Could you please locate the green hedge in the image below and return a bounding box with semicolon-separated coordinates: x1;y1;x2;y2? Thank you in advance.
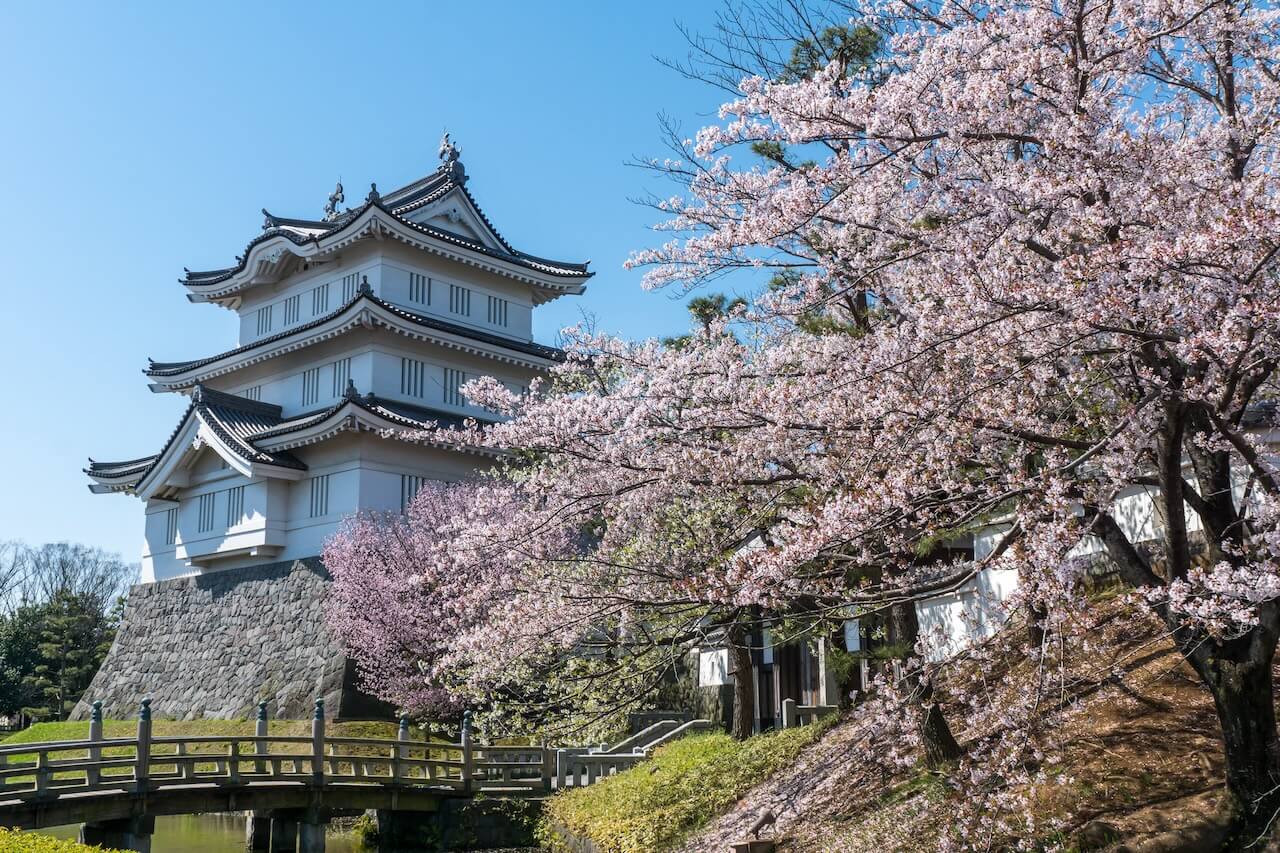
539;720;833;853
0;828;124;853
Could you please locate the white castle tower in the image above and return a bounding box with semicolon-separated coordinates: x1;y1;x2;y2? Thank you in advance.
78;139;589;719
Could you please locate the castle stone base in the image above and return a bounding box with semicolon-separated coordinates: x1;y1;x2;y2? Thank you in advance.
71;558;390;721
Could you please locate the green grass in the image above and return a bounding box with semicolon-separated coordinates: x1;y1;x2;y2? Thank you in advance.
539;719;835;853
0;719;421;785
0;828;123;853
1;718;404;746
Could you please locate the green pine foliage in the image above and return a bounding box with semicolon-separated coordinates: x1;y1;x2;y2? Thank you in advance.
21;592;117;722
0;606;43;717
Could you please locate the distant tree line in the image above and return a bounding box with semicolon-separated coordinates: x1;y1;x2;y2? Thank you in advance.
0;542;134;725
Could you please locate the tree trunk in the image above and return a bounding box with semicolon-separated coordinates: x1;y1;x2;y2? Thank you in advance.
916;675;964;770
1184;632;1280;844
887;602;963;769
1027;600;1048;650
726;621;756;741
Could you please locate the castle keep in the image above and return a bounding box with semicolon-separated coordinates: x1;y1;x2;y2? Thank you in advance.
80;139;589;718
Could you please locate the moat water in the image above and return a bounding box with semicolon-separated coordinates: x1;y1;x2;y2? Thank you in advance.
36;814;542;851
40;814;363;852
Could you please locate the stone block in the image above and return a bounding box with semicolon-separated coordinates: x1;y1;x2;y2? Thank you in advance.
69;558;392;722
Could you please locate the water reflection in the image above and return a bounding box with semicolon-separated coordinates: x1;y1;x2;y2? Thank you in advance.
38;813;361;852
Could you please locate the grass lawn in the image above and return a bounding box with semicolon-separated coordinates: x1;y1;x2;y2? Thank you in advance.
0;719;429;786
1;718;405;746
539;720;835;853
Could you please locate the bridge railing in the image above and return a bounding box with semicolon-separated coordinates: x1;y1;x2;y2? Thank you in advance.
0;701;546;800
0;736;484;797
0;702;719;804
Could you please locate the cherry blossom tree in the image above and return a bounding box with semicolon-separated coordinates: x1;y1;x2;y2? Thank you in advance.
626;0;1280;837
326;0;1280;840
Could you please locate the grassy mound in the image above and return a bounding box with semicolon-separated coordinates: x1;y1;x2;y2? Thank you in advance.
0;719;412;785
1;718;402;746
539;721;833;853
0;828;123;853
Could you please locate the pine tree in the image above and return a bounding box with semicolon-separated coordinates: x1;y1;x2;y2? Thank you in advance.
21;591;115;721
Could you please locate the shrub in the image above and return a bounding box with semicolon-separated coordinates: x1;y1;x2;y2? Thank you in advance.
0;828;124;853
540;720;833;853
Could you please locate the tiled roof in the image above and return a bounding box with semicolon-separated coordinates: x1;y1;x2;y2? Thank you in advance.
145;289;563;380
85;456;158;481
182;166;590;290
193;387;304;469
250;393;484;442
1242;400;1277;428
86;386;493;494
84;387;304;494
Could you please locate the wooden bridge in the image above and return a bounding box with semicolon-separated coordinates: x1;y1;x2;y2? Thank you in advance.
0;699;714;852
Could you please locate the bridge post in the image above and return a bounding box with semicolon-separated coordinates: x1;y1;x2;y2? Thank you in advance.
87;700;103;787
268;814;298;853
135;698;152;792
80;815;155;853
311;698;325;783
254;700;267;775
395;715;409;784
35;750;50;795
298;820;326;853
461;709;474;793
244;813;270;852
542;741;554;792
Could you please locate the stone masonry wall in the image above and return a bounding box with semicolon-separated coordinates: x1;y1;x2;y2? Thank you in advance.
70;558;390;721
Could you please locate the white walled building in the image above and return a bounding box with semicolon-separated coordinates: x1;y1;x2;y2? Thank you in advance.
87;140;590;584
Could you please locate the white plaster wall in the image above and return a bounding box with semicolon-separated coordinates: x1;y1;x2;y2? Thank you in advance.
378;256;534;342
233;243;538;346
945;454;1273;660
236;248;384;345
699;649;730;686
915;567;1020;661
142;434;494;581
203;333;540;419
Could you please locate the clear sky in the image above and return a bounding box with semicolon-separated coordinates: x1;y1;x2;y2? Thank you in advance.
0;1;738;563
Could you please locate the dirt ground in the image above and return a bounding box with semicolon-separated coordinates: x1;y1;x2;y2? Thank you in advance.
679;601;1257;852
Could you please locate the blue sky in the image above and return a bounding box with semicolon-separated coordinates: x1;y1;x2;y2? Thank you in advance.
0;1;738;562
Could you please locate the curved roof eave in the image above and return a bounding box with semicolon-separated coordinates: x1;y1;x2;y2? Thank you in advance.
252;395;503;459
182;202;591;304
146;292;563;390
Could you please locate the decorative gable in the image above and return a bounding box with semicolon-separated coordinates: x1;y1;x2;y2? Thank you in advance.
400;186;506;252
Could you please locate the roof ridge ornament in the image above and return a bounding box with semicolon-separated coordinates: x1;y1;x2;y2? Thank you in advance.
366;182;381;204
323;181;345;222
343;378;359;401
262;208;275;231
358;275;373;296
438;132;467;185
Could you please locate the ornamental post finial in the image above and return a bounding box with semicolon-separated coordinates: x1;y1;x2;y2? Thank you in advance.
323;181;345;222
438;131;467;184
